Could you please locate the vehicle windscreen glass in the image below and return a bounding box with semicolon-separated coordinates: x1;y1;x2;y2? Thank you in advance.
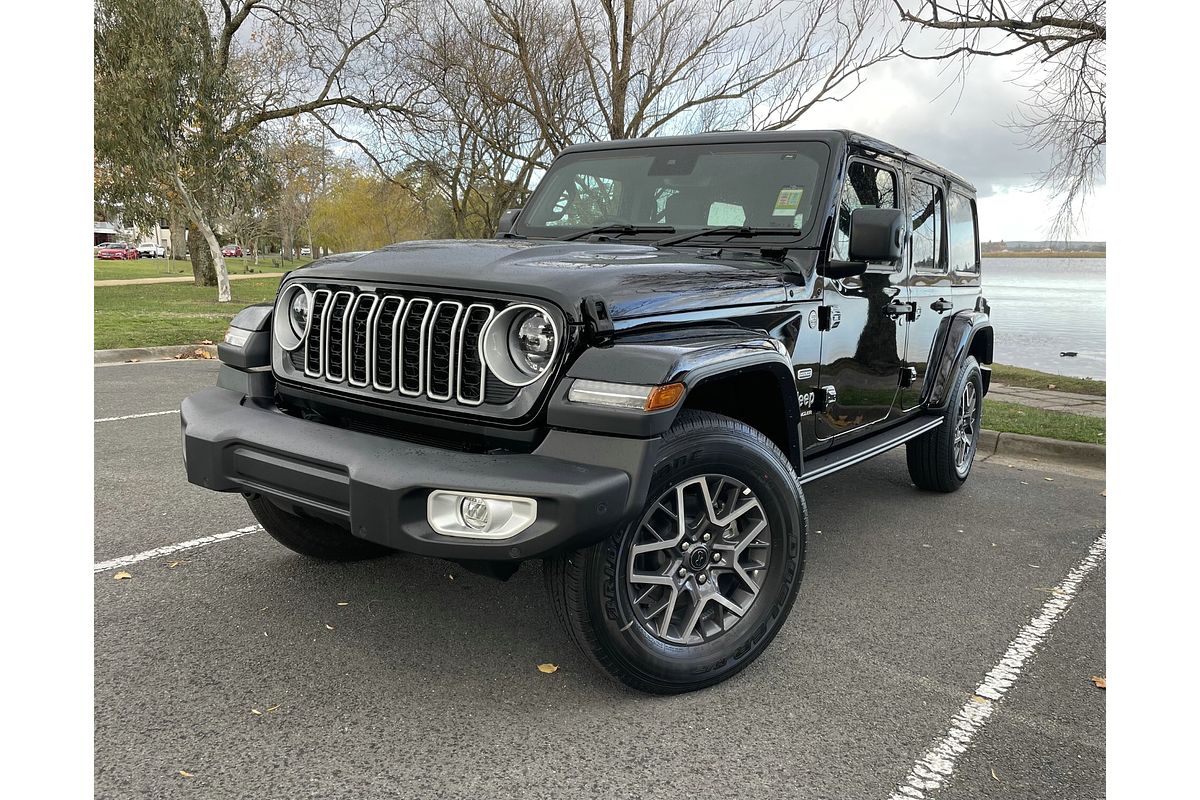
516;142;830;242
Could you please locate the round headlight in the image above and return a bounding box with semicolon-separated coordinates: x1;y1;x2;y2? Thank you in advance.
273;283;312;351
289;291;310;337
482;304;560;387
509;309;555;377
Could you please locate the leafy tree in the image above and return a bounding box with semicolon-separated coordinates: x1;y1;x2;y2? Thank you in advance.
95;0;419;300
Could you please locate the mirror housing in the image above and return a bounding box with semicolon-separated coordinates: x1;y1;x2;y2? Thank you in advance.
495;208;522;238
848;206;904;264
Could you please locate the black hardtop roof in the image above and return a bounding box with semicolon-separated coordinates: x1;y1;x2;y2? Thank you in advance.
558;129;976;194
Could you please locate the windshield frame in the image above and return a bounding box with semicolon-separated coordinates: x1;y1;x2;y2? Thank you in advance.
513;138;836;248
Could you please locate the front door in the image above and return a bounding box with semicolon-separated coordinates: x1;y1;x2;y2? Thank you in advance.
899;169;954;411
814;157;907;441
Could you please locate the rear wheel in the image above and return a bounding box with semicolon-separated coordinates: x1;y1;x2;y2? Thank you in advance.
906;356;984;492
245;494;395;561
544;410;807;694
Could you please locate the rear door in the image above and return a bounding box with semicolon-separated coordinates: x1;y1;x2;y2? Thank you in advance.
898;169;953;411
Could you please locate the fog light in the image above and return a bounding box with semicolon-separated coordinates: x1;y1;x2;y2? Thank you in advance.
459;496;491;530
427;491;537;539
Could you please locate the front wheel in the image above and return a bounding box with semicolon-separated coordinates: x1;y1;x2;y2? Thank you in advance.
544;410;807;694
906;356;984;492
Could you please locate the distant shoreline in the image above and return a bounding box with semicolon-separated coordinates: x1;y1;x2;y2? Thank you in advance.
983;251;1105;259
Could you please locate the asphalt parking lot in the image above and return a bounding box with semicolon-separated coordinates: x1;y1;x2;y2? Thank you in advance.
94;360;1105;800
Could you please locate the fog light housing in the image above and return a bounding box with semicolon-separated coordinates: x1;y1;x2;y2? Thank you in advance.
427;491;537;539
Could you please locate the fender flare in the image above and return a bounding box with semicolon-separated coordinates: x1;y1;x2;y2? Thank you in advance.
923;311;993;411
547;329;803;459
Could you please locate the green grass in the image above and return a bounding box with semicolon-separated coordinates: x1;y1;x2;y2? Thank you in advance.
983;399;1105;444
989;364;1105;396
94;277;283;349
94;256;310;281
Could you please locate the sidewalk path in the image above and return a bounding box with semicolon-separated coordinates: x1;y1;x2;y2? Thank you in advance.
95;272;284;287
988;382;1106;418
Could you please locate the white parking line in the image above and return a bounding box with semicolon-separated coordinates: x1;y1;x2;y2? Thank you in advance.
886;532;1107;800
94;525;263;573
94;410;180;423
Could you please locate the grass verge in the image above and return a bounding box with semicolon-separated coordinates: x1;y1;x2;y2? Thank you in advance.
989;364;1105;396
94;257;309;281
983;399;1105;445
94;277;282;349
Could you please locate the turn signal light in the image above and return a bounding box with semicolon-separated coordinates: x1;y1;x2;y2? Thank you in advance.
645;382;685;411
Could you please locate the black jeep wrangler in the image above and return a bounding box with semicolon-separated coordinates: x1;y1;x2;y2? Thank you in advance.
182;130;992;694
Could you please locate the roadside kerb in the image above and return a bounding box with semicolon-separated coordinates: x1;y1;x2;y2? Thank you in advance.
95;345;218;365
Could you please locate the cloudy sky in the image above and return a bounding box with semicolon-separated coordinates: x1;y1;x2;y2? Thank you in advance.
799;36;1107;242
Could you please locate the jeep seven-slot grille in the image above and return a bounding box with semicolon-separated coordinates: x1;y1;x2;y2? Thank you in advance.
287;286;518;407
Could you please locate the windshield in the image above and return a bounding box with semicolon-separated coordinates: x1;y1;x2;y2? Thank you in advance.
105;242;127;249
515;141;830;243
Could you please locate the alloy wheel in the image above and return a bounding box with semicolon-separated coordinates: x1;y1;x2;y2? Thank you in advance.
624;474;773;646
954;380;979;475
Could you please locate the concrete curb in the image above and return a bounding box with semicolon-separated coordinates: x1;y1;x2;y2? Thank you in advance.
979;428;1105;468
94;345;218;365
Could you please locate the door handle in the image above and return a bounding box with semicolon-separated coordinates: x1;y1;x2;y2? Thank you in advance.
884;301;917;320
931;298;953;313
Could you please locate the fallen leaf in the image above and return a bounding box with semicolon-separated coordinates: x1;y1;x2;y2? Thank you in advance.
199;339;214;345
970;694;991;704
1090;676;1106;690
179;770;194;778
337;601;349;606
537;663;559;674
250;709;262;716
325;624;334;630
113;571;132;581
167;560;188;569
1043;477;1055;482
991;767;1001;782
125;357;141;363
260;606;269;612
1020;481;1029;485
266;705;280;712
448;574;455;581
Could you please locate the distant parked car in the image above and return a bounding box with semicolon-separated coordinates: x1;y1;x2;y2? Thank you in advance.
137;242;165;258
300;246;312;257
97;242;139;260
222;244;244;258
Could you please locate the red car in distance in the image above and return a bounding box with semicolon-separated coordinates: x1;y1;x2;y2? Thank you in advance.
97;242;139;260
221;244;244;258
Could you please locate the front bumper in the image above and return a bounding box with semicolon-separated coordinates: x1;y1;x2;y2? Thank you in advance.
181;386;659;561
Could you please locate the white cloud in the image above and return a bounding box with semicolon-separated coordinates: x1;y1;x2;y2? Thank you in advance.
796;35;1104;241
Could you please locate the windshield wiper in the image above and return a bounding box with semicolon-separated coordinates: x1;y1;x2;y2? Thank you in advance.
655;225;802;247
557;223;675;242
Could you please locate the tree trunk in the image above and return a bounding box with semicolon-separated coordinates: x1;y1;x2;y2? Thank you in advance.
193;213;232;302
188;222;217;287
170;208;186;261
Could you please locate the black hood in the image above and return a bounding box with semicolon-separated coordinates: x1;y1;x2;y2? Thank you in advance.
294;239;798;323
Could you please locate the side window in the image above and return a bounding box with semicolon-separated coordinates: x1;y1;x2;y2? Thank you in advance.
832;161;897;261
948;191;979;272
909;178;945;271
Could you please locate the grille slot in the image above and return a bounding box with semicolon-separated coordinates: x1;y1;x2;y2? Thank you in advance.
283;285;522;408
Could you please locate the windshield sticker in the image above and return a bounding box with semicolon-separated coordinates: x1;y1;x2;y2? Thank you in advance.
773;187;804;217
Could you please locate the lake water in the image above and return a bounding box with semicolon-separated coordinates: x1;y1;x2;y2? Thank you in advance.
982;257;1106;379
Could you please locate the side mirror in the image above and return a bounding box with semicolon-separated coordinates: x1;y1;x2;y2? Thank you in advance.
848;206;904;264
495;208;522;238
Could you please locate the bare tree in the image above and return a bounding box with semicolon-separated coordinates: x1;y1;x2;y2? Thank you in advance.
894;1;1106;234
478;0;898;150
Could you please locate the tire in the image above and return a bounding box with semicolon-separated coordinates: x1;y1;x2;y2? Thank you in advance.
245;494;395;561
906;356;984;493
544;410;808;694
